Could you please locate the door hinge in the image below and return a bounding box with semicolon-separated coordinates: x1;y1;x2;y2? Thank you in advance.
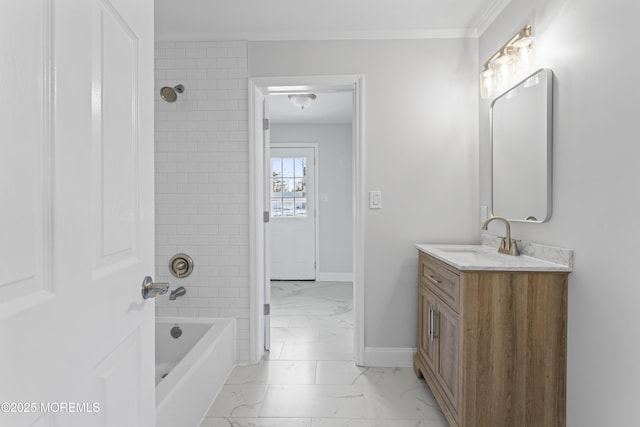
263;211;270;223
264;304;270;315
263;118;270;131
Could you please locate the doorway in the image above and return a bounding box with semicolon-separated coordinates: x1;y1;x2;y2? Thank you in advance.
248;75;365;365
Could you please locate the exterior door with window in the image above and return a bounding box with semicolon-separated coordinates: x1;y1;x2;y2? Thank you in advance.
270;145;316;280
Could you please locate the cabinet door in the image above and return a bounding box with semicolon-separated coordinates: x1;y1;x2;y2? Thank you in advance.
419;283;438;371
435;299;460;414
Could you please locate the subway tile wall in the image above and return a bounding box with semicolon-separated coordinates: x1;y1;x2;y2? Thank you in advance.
154;40;250;362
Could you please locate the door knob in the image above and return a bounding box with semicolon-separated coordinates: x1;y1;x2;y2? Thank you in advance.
141;276;170;299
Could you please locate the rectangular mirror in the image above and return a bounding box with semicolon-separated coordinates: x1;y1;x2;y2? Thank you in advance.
490;68;553;223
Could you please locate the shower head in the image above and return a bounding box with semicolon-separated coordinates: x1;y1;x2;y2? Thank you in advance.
160;84;184;103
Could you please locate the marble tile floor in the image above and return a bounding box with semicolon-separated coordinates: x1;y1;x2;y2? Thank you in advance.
200;281;448;427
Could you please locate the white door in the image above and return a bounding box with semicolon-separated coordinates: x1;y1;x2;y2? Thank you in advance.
269;145;317;280
0;0;155;426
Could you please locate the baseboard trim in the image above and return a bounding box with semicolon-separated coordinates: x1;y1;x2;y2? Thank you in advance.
316;272;353;282
362;347;416;367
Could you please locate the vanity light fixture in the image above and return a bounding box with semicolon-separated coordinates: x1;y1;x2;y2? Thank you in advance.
480;25;537;99
288;93;317;110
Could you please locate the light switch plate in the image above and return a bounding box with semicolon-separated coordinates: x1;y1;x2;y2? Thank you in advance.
369;191;382;209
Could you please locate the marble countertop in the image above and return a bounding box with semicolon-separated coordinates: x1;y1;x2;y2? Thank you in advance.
416;244;572;272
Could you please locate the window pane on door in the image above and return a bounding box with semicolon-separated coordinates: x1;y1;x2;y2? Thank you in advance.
282;178;294;195
271;199;282;217
295;157;306;177
270;156;308;218
271;158;282;178
295;200;306;215
282;158;294;177
283;199;294;216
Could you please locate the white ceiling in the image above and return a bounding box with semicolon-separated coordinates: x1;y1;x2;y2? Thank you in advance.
269;92;353;125
155;0;511;40
155;0;512;123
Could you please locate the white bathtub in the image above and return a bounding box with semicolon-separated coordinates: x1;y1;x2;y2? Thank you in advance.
155;317;236;427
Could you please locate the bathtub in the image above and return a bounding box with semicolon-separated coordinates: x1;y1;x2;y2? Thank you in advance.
155;317;236;427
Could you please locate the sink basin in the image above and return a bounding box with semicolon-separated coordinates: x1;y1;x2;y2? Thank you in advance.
431;246;502;264
437;247;484;254
433;246;499;257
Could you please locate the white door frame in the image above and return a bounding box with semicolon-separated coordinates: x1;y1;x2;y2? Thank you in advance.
248;75;365;365
270;142;320;281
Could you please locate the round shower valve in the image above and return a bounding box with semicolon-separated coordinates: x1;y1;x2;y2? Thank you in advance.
169;253;194;278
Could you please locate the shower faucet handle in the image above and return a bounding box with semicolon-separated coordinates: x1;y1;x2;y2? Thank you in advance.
141;276;170;299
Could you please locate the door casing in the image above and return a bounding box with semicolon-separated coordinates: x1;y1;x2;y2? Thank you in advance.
248;75;365;365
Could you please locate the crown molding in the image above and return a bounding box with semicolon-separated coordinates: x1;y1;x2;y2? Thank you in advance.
155;28;479;43
474;0;513;36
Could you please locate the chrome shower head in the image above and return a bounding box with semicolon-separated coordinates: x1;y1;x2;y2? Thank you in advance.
160;84;184;103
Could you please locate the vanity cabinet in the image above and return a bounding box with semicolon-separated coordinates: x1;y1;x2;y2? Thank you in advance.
414;251;569;427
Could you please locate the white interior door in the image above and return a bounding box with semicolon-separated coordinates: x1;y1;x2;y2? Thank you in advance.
0;0;155;426
269;145;317;281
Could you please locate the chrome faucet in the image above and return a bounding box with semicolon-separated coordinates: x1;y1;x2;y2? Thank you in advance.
141;276;170;300
482;216;520;256
169;286;187;301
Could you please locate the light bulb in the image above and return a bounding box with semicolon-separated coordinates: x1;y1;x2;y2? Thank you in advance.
479;68;495;99
492;54;515;89
513;37;536;68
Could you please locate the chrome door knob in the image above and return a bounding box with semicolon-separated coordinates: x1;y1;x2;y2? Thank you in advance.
141;276;170;299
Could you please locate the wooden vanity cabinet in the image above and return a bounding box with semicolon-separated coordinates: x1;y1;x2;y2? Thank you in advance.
414;251;568;427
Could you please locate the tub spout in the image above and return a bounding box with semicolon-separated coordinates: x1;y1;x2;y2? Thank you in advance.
169;286;187;301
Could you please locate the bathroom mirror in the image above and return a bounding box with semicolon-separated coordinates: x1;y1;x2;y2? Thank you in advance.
490;68;553;223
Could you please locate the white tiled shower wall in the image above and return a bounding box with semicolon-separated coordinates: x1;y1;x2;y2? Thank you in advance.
154;40;250;361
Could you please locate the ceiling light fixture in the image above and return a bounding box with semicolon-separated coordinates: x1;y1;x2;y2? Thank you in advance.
288;93;317;110
480;25;537;99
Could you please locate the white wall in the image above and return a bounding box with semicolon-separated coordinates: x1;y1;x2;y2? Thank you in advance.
270;123;354;280
154;40;251;361
480;1;640;425
250;39;479;351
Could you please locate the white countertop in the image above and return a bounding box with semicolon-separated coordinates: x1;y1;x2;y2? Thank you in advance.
416;244;572;272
